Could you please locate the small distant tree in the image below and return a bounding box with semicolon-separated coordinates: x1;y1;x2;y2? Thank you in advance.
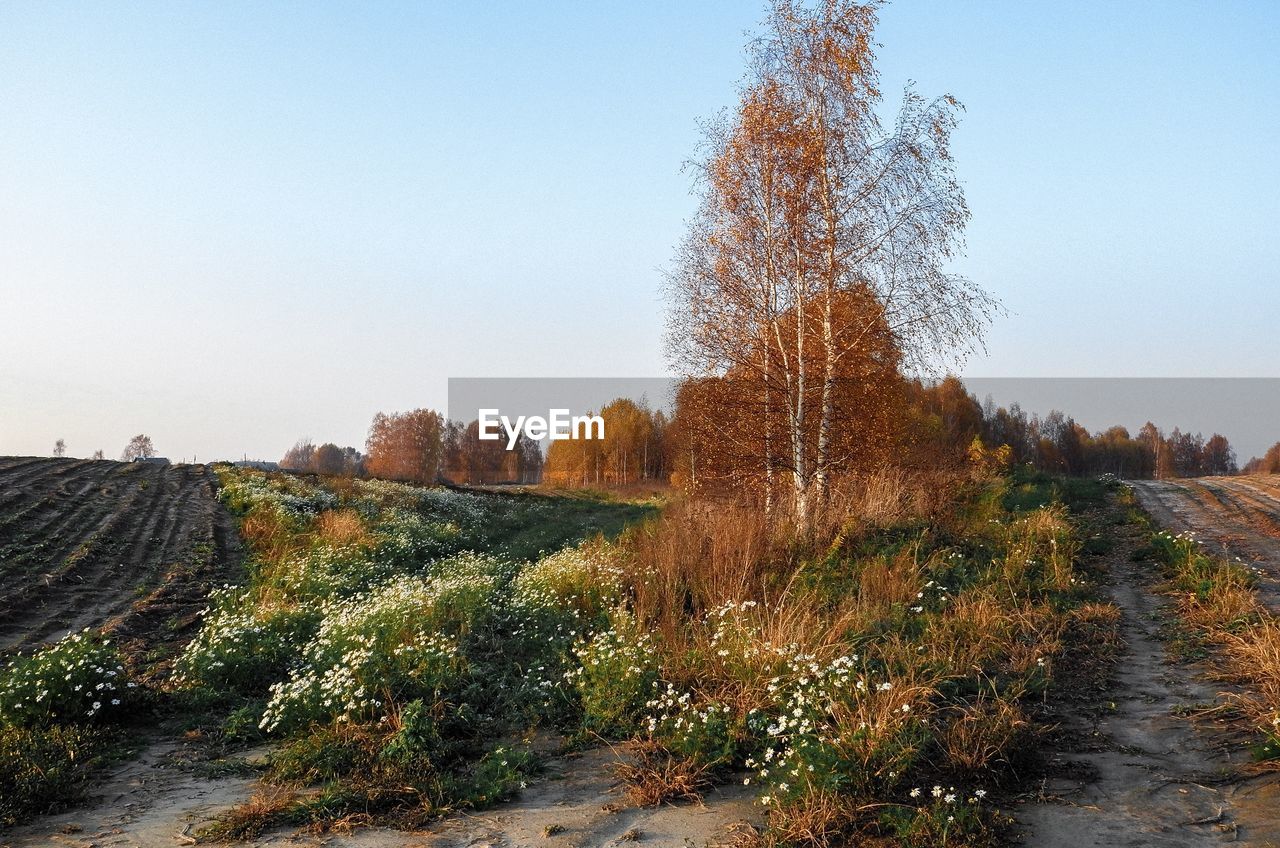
515;433;544;484
280;439;316;472
121;434;156;461
53;439;66;458
1202;434;1237;477
1168;428;1205;478
312;443;346;476
91;449;105;460
340;446;364;477
365;409;445;485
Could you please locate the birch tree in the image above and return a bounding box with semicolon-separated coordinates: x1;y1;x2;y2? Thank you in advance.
667;0;996;524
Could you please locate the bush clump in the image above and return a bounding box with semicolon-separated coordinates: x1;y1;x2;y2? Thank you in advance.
0;630;136;726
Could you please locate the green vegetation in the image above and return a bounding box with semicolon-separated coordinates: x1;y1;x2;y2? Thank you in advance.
0;631;141;826
0;464;1124;845
153;466;1113;845
1002;466;1110;514
170;468;651;835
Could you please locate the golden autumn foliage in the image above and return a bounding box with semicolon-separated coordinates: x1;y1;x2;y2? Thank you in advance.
665;0;995;522
364;409;444;485
542;398;667;488
667;287;904;502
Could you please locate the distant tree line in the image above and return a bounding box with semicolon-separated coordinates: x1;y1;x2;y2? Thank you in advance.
279;409;544;486
280;439;366;477
542;398;670;488
900;377;1240;480
276;381;1276;490
1243;443;1280;475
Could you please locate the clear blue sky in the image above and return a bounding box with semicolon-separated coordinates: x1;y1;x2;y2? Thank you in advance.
2;1;1277;461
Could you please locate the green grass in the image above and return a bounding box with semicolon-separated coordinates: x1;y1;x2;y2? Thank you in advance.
1002;467;1110;513
464;489;656;561
0;724;123;827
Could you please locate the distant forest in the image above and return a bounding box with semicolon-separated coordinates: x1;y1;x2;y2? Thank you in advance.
275;377;1278;488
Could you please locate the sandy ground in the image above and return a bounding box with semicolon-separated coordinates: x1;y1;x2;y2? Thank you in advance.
0;735;261;848
1129;477;1280;588
0;742;759;848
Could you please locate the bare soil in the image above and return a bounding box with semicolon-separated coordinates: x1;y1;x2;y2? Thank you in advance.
1019;487;1280;846
418;745;758;848
0;736;263;848
0;457;243;663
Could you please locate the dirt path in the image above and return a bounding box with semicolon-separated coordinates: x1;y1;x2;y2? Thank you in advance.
1020;497;1280;846
0;457;243;655
1130;477;1280;590
418;745;758;848
1;741;758;848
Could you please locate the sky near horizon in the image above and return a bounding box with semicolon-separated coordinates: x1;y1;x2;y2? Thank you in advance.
2;1;1278;462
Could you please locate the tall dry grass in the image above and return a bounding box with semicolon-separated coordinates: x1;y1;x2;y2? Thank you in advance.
623;468;968;640
313;508;373;549
579;462;1123;848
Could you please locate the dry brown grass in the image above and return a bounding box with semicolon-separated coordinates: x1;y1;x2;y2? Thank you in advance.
201;784;299;841
922;592;1013;675
1156;537;1280;745
623;498;777;636
238;506;303;563
614;741;715;806
313;508;372;549
937;694;1032;773
763;792;861;848
1177;566;1261;634
827;467;965;529
623;468;965;643
1219;618;1280;730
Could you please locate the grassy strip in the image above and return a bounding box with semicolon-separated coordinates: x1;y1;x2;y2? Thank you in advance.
598;468;1121;847
178;469;651;838
155;466;1121;846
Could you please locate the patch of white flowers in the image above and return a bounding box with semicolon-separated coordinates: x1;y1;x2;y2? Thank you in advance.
0;629;134;724
258;575;471;733
744;649;923;804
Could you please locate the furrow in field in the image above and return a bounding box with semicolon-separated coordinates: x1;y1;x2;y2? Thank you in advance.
0;459;241;653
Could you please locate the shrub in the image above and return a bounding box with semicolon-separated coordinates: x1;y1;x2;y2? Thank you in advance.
512;544;623;622
882;786;1002;848
0;723;112;826
0;631;135;726
568;617;659;738
174;593;318;694
644;687;736;767
1000;506;1079;594
749;655;934;806
456;743;538;808
615;740;715;806
259;582;464;733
